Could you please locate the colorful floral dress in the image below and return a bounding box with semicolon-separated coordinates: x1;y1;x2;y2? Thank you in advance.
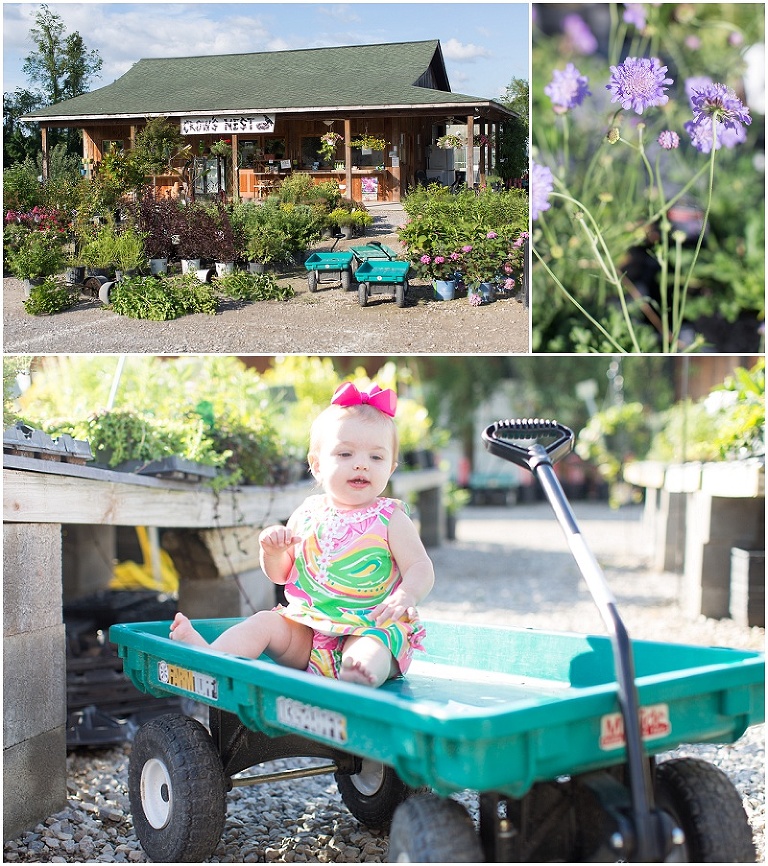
276;495;426;679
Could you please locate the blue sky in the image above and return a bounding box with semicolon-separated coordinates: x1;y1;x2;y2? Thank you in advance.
3;3;529;102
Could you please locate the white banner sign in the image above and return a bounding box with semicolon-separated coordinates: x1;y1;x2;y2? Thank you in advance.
181;114;276;135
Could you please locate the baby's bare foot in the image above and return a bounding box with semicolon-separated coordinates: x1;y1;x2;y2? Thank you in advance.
339;656;377;686
169;612;208;648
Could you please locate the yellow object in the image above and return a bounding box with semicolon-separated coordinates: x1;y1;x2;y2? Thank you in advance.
110;526;180;593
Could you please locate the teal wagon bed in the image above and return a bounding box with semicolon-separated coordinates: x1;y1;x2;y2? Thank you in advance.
109;420;765;863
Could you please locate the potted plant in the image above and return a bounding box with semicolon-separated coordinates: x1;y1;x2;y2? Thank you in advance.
113;227;147;279
129;188;176;274
350;134;387;154
461;231;509;303
348;209;373;236
23;277;78;316
318;131;342;163
436;133;465;150
407;247;465;301
7;231;66;295
327;207;356;238
173;203;215;273
443;482;471;540
245;225;291;271
204;203;242;276
79;224;119;278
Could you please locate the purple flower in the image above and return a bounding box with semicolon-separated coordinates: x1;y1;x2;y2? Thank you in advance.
606;56;673;114
657;130;680;149
461;245;473;253
486;231;498;239
685;76;713;104
563;13;598;55
623;4;646;31
449;252;461;261
544;63;591;114
685;83;751;153
531;161;554;221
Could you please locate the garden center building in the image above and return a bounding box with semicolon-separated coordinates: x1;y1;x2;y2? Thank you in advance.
23;39;516;203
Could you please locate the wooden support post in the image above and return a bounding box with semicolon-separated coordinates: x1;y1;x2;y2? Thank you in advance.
343;118;352;200
231;132;240;201
466;114;475;187
40;127;49;182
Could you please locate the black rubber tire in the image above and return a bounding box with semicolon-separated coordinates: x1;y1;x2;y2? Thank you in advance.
358;282;369;307
655;756;755;862
336;760;422;830
341;269;353;291
395;281;406;307
307;270;318;292
128;713;227;863
387;793;484;862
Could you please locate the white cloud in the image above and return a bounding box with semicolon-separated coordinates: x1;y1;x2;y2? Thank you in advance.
441;38;491;63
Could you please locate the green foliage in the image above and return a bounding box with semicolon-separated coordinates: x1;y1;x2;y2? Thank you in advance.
15;356;288;487
532;3;765;352
576;402;651;483
649;358;765;462
3;159;42;212
215;270;295;302
108;274;218;320
131;117;190;178
22;277;77;315
232;199;322;264
6;230;65;280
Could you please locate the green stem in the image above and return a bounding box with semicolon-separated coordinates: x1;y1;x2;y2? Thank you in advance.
533;245;628;353
671;140;718;347
549;191;642;353
654;155;671;353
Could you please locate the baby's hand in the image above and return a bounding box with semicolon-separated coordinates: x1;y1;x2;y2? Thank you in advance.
371;588;418;626
259;525;301;556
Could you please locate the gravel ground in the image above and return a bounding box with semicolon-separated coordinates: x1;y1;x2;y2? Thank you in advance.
2;205;529;354
4;502;763;863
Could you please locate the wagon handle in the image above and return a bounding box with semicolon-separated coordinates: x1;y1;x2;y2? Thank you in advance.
368;240;395;260
482;419;668;862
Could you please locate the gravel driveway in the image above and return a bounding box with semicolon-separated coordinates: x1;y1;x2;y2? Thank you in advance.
2;205;529;354
4;502;763;863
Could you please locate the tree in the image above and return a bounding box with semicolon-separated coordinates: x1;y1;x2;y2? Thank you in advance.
19;4;102;155
3;89;43;167
497;77;529;184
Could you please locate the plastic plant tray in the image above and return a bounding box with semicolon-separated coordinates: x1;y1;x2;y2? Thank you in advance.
110;618;764;799
354;260;410;284
304;251;354;271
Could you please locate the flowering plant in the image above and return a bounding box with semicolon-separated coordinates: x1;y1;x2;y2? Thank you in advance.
209;139;232;158
531;3;763;354
436;133;465;150
318;131;342;161
413;250;464;282
350;134;387;151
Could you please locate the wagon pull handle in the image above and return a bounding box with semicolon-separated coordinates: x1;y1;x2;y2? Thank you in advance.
481;418;573;471
483;418;672;862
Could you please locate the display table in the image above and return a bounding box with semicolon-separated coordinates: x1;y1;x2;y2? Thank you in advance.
624;459;765;620
3;455;445;839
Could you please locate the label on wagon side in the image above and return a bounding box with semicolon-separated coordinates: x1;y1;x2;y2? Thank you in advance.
158;661;218;701
276;696;348;744
599;703;671;750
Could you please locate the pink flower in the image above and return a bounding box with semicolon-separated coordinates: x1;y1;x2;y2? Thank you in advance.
504;278;516;290
486;231;498;239
419;255;431;264
462;245;473;253
449;252;461;260
434;255;445;264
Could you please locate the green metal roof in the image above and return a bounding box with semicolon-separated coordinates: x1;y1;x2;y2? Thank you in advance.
24;39;510;122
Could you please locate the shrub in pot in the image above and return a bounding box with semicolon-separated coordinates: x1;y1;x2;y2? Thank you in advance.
7;230;65;284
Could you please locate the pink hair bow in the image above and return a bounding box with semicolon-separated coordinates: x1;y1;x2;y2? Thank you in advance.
331;382;397;417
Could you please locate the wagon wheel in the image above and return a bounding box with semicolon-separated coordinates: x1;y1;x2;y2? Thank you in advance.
128;713;227;863
358;282;369;307
341;269;353;291
395;280;407;308
307;270;319;293
654;757;755;862
387;793;484;862
335;759;424;831
81;276;104;299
